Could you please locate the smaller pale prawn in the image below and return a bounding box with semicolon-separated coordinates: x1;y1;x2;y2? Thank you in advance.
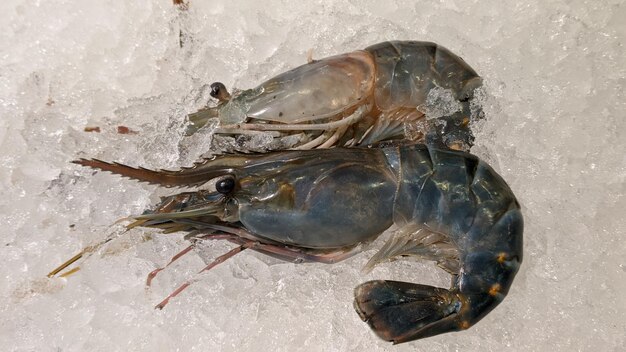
186;41;482;152
50;144;522;343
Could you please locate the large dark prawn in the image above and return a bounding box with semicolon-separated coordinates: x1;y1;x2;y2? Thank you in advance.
50;144;522;343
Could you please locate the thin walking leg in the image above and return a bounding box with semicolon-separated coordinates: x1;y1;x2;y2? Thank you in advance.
155;245;248;309
146;233;242;286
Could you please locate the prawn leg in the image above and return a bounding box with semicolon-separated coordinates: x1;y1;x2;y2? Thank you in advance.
243;240;366;264
146;245;194;287
153;230;368;308
155;244;248;309
147;233;239;286
362;223;460;274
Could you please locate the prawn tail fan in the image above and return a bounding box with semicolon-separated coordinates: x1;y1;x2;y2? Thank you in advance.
354;280;463;344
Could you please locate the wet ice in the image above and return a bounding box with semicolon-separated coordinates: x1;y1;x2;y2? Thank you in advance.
1;0;624;351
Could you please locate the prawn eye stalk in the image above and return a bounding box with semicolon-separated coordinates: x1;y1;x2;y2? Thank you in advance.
215;176;235;194
53;143;522;344
209;82;230;102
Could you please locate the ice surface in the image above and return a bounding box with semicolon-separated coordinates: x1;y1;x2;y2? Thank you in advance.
1;0;625;351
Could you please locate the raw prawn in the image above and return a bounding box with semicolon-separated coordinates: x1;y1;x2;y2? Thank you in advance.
50;144;522;343
186;41;482;152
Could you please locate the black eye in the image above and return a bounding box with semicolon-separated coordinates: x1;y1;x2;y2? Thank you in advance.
215;176;236;195
210;82;226;98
